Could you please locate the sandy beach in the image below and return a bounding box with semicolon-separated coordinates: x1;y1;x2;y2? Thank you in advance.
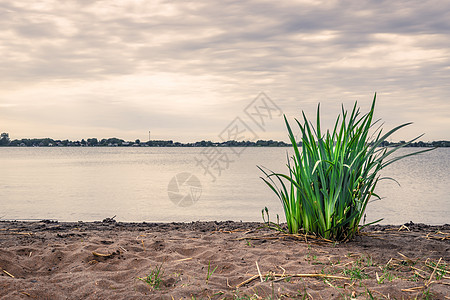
0;220;449;299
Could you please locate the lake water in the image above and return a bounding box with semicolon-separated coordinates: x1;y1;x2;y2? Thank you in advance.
0;147;449;225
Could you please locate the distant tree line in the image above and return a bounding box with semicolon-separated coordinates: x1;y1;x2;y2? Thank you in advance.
0;133;291;147
1;132;449;147
379;140;450;147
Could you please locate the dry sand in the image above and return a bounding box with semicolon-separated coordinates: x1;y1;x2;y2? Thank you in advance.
1;220;449;299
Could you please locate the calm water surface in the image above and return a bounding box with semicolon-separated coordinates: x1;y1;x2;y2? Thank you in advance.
0;147;448;224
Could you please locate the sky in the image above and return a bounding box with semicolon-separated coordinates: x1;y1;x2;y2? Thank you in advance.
1;0;449;143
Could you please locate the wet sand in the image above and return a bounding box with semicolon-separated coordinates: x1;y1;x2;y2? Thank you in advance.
1;220;449;299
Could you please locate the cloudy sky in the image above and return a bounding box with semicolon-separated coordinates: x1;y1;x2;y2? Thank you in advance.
1;0;449;142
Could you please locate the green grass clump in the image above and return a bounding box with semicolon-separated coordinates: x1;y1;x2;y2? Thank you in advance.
138;263;164;289
259;94;432;241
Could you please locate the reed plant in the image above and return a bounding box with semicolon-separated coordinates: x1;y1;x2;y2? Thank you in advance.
259;94;432;241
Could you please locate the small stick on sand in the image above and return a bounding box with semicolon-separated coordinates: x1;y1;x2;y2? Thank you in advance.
398;224;410;231
2;269;15;278
424;231;450;240
234;234;280;241
226;278;232;288
397;252;413;262
278;266;286;277
236;275;259;288
427;257;442;286
173;257;192;262
413;270;427;279
236;273;350;288
92;251;113;257
411;266;427;274
402;285;426;292
282;233;333;243
386;257;393;267
425;259;449;275
285;273;350;280
0;232;33;236
255;261;263;282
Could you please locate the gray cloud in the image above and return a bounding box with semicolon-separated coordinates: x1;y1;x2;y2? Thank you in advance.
1;0;449;141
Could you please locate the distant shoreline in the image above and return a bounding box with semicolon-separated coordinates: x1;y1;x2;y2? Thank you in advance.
0;137;449;148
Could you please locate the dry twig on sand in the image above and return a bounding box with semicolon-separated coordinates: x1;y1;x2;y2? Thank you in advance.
0;231;33;236
424;231;450;241
236;273;350;288
1;269;15;278
92;251;113;257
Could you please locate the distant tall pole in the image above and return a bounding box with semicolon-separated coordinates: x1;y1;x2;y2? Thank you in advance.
148;130;151;141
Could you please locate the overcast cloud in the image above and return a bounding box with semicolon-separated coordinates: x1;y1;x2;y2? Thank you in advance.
1;0;449;142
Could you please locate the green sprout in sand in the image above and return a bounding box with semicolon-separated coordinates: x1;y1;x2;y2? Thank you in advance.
138;262;164;290
206;261;218;283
